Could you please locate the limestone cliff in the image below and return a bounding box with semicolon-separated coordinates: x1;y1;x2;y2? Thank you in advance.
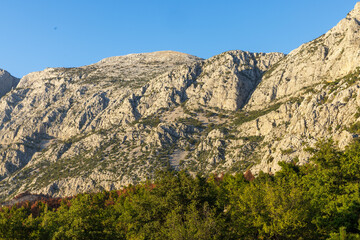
0;69;19;98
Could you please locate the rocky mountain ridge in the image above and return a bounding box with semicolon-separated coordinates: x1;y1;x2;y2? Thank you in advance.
0;3;360;200
247;3;360;109
0;69;19;98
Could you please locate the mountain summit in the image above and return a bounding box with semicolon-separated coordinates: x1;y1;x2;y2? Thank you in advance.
0;4;360;200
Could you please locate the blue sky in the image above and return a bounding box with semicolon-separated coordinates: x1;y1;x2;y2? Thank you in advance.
0;0;357;78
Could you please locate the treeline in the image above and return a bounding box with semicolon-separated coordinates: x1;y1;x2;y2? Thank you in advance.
1;139;360;239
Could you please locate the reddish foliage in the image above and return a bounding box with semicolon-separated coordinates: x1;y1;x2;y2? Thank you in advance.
105;199;115;206
0;193;70;215
116;186;137;197
146;183;156;190
214;173;225;183
46;197;64;210
30;201;43;218
60;197;73;208
244;170;255;181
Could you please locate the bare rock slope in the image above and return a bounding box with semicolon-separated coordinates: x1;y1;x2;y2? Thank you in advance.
0;69;19;98
1;3;360;200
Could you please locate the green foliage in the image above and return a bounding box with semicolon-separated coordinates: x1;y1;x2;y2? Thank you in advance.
263;61;282;79
132;115;161;127
348;122;360;134
324;67;360;94
328;227;360;240
233;103;281;126
355;107;360;119
342;67;360;85
177;117;204;128
281;148;294;155
3;139;360;239
324;78;341;93
240;135;264;143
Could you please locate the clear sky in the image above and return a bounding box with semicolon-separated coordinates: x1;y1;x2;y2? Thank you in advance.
0;0;358;78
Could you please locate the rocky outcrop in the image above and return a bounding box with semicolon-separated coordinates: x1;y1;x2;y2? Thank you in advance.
0;69;19;98
186;51;284;111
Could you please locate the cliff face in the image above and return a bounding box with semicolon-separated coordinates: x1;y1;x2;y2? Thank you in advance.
1;4;360;200
0;69;19;98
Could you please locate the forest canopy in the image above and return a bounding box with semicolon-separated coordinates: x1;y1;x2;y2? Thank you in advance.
1;139;360;239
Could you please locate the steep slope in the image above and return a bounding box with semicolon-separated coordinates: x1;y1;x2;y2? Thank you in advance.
0;69;19;98
247;2;360;109
185;51;284;111
238;2;360;173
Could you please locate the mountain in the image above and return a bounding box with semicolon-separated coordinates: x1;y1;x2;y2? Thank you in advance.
1;3;360;200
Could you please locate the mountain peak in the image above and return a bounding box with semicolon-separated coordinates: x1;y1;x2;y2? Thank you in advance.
247;2;360;110
351;2;360;17
0;69;19;98
97;50;203;66
327;2;360;36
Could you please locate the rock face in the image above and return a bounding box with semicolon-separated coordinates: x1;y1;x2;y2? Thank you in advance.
1;4;360;200
186;51;284;111
0;69;19;98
